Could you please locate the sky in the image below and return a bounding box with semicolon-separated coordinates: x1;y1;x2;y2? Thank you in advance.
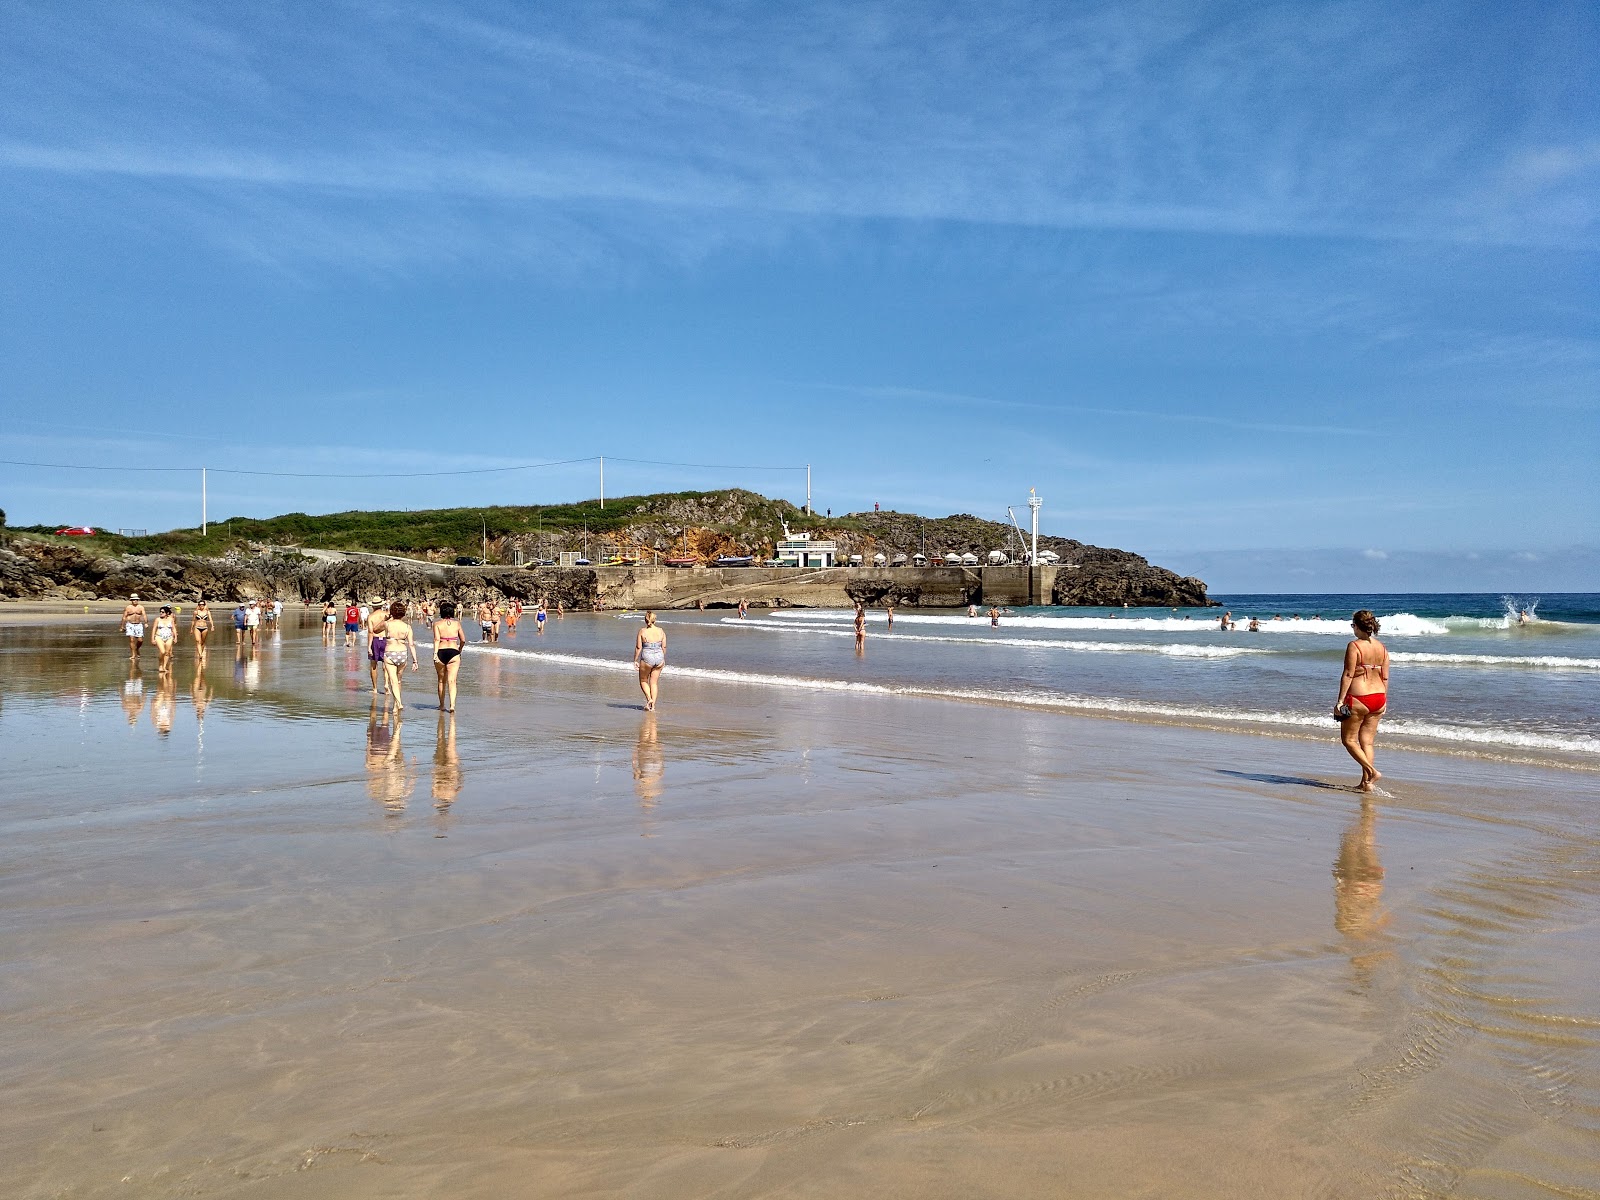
1;0;1595;592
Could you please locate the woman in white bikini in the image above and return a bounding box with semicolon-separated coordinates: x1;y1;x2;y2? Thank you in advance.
1335;609;1390;793
380;601;420;711
633;610;666;712
152;605;179;674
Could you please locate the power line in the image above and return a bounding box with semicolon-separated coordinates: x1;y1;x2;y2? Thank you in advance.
1;454;805;479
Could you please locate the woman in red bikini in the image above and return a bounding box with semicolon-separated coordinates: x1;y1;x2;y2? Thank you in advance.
1335;609;1389;792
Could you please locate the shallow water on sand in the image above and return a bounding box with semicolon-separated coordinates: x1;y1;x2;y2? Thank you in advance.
2;617;1598;1198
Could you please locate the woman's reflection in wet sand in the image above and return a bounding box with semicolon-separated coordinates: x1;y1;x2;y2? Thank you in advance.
366;703;413;814
120;663;146;726
149;670;176;738
1332;799;1393;988
191;659;212;724
432;712;463;816
632;712;664;834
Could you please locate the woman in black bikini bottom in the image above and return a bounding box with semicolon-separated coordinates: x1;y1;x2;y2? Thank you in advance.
432;601;466;712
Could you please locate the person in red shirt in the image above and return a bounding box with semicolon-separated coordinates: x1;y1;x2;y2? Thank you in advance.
343;601;361;647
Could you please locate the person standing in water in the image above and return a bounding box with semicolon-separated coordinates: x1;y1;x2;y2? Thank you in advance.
432;600;466;712
854;602;867;647
321;599;338;643
633;610;666;712
189;598;213;654
380;601;419;710
535;600;547;635
366;597;390;695
152;605;179;674
738;598;748;620
121;594;147;660
989;606;1001;627
885;603;894;631
1335;609;1390;793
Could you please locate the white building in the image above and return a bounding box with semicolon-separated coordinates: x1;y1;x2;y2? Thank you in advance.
775;522;838;568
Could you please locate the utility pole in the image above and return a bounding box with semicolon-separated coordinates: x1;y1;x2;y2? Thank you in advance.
481;513;488;565
201;467;207;536
599;456;604;510
805;463;811;515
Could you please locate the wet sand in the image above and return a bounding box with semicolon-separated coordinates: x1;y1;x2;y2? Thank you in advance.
2;620;1598;1198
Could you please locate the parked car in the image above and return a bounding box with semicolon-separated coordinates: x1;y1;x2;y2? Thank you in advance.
55;526;96;536
454;555;484;566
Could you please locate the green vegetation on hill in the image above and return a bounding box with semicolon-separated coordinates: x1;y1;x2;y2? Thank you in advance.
11;491;811;560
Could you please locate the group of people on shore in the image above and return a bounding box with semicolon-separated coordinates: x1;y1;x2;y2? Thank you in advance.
117;595;1390;792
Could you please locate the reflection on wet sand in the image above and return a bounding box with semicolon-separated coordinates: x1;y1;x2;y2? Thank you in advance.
633;712;664;830
1332;799;1392;987
149;672;176;738
432;712;462;811
366;705;413;812
120;664;145;725
191;661;212;724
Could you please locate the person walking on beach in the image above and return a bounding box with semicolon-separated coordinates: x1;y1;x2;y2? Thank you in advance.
366;598;390;695
190;598;213;654
535;600;547;635
343;600;360;647
1335;610;1390;793
321;600;337;643
634;610;666;712
121;594;147;660
152;605;178;674
380;601;419;711
432;600;466;712
244;599;261;648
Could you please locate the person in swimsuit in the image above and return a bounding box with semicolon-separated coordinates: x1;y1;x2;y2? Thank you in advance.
1335;609;1390;793
152;605;178;674
380;601;419;710
366;598;390;695
634;610;666;711
886;603;894;630
535;601;547;634
738;598;748;620
322;600;338;643
190;599;213;654
989;606;1001;627
854;603;867;647
121;594;147;660
556;601;564;619
432;600;466;712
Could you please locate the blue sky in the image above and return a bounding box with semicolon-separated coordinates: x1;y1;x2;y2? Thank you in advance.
1;0;1595;591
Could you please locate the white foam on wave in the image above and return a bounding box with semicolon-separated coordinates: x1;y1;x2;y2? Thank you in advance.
717;617;1260;658
1391;651;1600;670
770;609;1454;636
469;645;1600;758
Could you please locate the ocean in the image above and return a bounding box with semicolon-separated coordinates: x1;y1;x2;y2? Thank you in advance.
459;592;1600;767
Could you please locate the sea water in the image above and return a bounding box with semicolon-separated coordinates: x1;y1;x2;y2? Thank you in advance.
466;593;1600;765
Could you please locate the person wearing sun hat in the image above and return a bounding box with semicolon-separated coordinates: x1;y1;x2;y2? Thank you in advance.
365;597;390;695
120;593;147;661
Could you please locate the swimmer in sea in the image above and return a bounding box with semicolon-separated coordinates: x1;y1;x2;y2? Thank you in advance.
1248;616;1260;632
432;600;465;712
189;598;213;654
1335;609;1390;793
121;593;147;660
380;601;419;711
968;604;978;618
152;605;178;674
634;610;666;711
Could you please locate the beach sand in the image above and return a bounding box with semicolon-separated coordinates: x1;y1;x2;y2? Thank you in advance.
2;619;1597;1198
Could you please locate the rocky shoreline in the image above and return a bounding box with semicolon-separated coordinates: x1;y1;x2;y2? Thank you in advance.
0;536;1209;610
